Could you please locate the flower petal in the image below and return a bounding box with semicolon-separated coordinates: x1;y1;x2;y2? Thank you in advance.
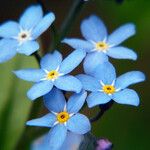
0;21;20;38
107;23;135;46
62;38;94;52
32;12;55;39
115;71;145;89
40;51;62;71
27;81;53;100
81;15;107;42
113;89;140;106
59;49;86;75
67;113;91;134
107;46;137;60
83;52;109;75
0;39;17;63
60;132;84;150
19;5;43;30
13;69;45;82
47;124;67;150
54;75;82;93
44;88;66;113
76;74;101;92
86;92;111;108
17;40;39;56
67;91;87;114
26;113;56;127
91;62;116;85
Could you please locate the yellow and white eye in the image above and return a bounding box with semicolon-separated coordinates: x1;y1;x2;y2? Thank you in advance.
46;70;59;80
95;41;109;52
102;85;116;94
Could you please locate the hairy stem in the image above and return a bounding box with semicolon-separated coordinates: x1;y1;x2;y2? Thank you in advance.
51;0;85;50
90;101;114;123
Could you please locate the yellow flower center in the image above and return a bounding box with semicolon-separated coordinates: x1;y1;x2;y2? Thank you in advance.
103;85;116;94
46;70;59;80
95;42;108;51
57;112;70;123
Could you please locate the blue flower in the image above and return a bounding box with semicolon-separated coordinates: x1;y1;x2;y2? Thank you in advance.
31;132;84;150
27;88;90;150
14;50;86;100
77;62;145;108
62;15;137;74
0;5;55;63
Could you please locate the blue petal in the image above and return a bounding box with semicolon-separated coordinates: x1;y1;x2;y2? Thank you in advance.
67;113;91;134
17;40;39;56
62;38;94;52
60;132;84;150
40;51;62;71
47;124;67;150
115;71;145;89
83;52;108;75
13;69;45;82
59;49;86;75
113;89;140;106
0;21;19;38
107;23;135;46
26;113;56;127
44;88;66;113
76;74;101;92
91;62;116;85
32;12;55;39
67;91;87;114
81;15;107;42
19;5;43;30
27;81;53;100
54;75;82;93
0;39;17;63
86;92;111;108
107;46;137;60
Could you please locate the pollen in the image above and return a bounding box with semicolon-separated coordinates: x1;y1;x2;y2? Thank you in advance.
95;41;108;51
57;112;70;123
103;85;115;94
46;70;59;80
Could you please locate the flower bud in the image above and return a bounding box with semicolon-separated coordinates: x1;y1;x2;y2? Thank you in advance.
96;138;113;150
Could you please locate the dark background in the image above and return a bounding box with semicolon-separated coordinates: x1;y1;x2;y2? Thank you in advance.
0;0;149;150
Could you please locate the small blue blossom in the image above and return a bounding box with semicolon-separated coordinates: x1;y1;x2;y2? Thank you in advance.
27;88;90;150
0;5;55;63
31;132;84;150
62;15;137;74
77;62;145;108
14;50;86;100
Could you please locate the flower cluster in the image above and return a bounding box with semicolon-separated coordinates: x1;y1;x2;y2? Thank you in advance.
0;5;145;150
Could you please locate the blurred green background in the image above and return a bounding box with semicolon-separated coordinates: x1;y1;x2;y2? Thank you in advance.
0;0;149;150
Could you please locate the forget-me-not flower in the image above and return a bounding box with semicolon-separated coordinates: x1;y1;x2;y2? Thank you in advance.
77;62;145;108
0;5;55;63
14;50;85;100
27;88;90;150
31;131;84;150
63;15;137;74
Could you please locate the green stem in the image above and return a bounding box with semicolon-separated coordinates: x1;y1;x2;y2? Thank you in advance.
51;0;85;50
90;101;114;123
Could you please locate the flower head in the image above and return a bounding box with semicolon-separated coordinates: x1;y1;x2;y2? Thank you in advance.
31;132;84;150
62;15;137;74
0;5;55;63
77;62;145;108
27;88;90;150
14;50;86;100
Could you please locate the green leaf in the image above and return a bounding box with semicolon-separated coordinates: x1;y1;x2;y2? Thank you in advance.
0;55;38;150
